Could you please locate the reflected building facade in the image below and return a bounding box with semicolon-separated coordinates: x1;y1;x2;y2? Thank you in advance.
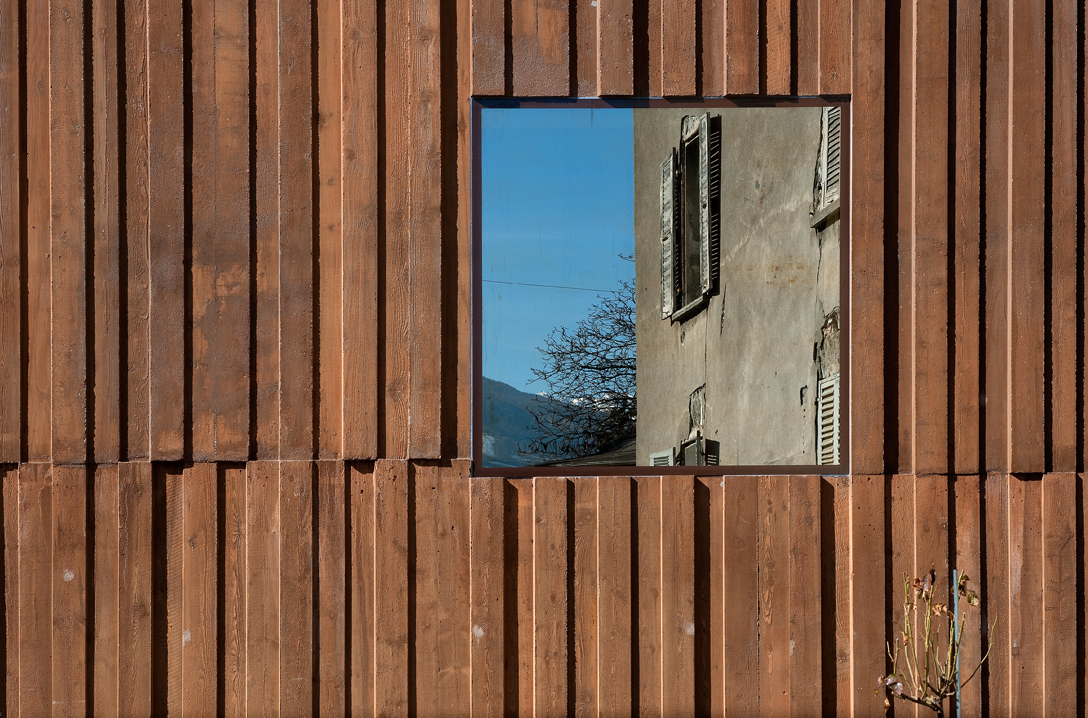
633;106;842;466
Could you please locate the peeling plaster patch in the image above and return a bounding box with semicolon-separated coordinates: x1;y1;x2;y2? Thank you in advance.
63;569;74;582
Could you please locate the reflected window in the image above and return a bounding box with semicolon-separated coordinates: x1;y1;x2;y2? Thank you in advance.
474;100;848;474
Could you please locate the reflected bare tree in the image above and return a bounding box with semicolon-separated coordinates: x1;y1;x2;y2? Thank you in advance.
521;278;636;461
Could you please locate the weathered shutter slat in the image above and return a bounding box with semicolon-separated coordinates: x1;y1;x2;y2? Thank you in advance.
698;114;712;294
660;150;676;318
817;372;840;464
825;107;841;204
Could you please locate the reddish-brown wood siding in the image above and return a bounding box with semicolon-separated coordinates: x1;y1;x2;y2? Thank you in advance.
0;0;1086;713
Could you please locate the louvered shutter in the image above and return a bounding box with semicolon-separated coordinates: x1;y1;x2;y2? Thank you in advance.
649;449;674;466
660;151;676;318
817;372;840;465
822;107;841;207
698;114;712;294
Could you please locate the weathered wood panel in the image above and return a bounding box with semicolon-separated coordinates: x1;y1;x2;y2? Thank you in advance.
0;0;1084;712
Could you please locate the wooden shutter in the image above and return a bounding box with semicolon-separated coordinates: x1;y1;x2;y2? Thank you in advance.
660;151;676;318
822;107;842;208
698;114;712;294
818;372;840;465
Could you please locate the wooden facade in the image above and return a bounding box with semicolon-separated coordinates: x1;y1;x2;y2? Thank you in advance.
0;0;1084;714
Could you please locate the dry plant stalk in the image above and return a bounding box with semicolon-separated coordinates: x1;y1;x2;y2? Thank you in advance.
879;569;995;716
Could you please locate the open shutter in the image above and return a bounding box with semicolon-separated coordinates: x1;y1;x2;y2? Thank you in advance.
822;107;842;207
817;372;840;465
698;114;712;294
660;151;676;318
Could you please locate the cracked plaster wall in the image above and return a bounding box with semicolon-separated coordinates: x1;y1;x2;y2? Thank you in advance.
634;106;840;465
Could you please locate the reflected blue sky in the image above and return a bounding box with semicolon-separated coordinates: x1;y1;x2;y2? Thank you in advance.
481;107;635;393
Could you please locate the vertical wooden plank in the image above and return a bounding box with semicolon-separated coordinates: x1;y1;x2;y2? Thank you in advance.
889;473;916;718
18;464;51;713
182;464;217;715
514;478;535;717
50;0;88;465
598;0;634;95
573;477;597;716
850;475;885;716
278;0;315;460
818;0;850;93
118;462;153;716
25;0;51;462
646;0;662;97
348;462;376;717
788;476;821;717
984;472;1011;717
254;0;280;459
246;461;280;716
795;0;818;94
915;473;950;576
3;474;18;718
953;475;983;718
192;0;252;461
1008;476;1044;709
1042;473;1077;716
94;465;120;716
278;462;313;716
382;0;410;459
851;0;886;474
124;0;151;460
699;0;724;96
764;0;790;94
0;0;21;460
221;463;247;718
510;0;569;96
832;477;851;718
374;459;408;714
469;478;505;716
912;0;950;475
984;0;1010;473
696;476;722;718
341;0;378;459
722;478;757;716
660;477;694;716
52;466;88;717
724;0;757;94
636;475;662;717
455;0;474;458
92;0;121;462
660;0;695;95
534;476;569;715
316;461;346;715
146;0;185;460
164;464;183;717
408;0;443;458
574;0;595;97
757;476;789;718
470;0;505;95
953;0;982;474
2;466;19;718
317;0;343;459
598;477;633;716
413;462;471;716
1050;0;1078;471
189;0;216;460
897;0;915;475
1007;0;1046;472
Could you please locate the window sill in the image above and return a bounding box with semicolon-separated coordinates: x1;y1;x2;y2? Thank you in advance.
670;295;709;323
810;198;840;229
